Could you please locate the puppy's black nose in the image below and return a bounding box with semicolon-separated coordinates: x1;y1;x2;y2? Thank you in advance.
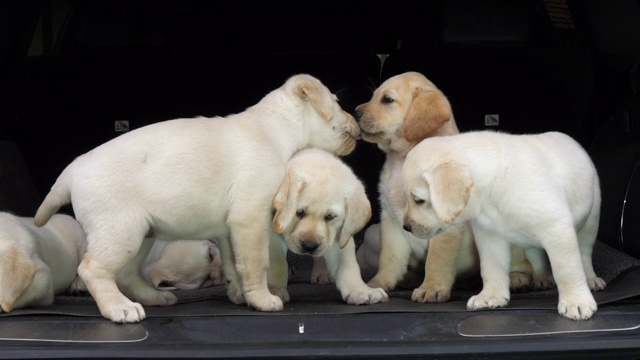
403;224;412;232
301;240;319;254
354;108;363;120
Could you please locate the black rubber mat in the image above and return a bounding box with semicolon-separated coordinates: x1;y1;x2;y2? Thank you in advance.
1;241;639;319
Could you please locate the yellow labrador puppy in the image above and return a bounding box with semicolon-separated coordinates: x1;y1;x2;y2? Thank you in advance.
34;74;360;323
402;130;606;320
69;238;225;294
354;71;479;302
266;148;388;305
0;212;86;313
141;239;225;290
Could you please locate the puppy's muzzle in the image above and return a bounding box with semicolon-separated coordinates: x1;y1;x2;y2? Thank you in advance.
402;224;412;232
343;119;361;139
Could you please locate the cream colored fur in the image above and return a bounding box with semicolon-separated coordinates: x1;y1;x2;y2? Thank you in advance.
354;72;479;303
268;148;388;305
402;130;606;320
0;212;86;313
141;239;224;290
33;74;360;323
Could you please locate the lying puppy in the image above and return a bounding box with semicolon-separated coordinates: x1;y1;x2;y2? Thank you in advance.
267;148;388;305
0;212;86;313
402;130;607;320
69;238;225;294
141;239;224;290
34;74;360;323
354;71;479;302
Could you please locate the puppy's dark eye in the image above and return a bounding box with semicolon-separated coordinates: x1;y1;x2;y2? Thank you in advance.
381;95;394;104
324;214;336;222
296;209;306;218
414;199;426;205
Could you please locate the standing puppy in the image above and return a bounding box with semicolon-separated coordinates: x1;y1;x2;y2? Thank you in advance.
354;71;479;303
0;212;86;312
402;130;606;320
34;74;360;323
267;149;388;305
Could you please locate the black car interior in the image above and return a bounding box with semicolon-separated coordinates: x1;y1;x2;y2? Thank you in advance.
2;0;640;358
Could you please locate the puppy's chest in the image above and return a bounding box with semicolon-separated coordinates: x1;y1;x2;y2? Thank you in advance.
407;232;429;257
379;157;407;217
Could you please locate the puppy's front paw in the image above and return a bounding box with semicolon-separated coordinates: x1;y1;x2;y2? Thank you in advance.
509;271;532;292
343;286;389;305
532;274;556;291
311;258;333;284
246;291;284;312
587;276;606;292
558;293;597;320
67;276;88;294
412;285;451;303
310;271;333;285
467;292;509;310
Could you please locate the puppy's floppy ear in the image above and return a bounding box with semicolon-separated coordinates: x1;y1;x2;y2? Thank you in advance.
288;74;334;121
207;239;221;262
0;244;36;312
337;190;372;249
272;171;307;234
424;162;473;224
403;87;453;142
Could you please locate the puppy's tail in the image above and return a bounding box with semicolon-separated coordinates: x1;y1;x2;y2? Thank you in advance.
34;171;72;227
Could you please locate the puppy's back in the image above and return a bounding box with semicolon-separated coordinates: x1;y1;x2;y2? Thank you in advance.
410;130;599;217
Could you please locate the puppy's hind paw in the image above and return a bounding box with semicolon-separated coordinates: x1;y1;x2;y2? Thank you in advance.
269;286;291;303
509;271;532;292
146;291;178;306
531;275;556;291
587;276;606;292
366;277;394;292
226;281;246;305
311;272;333;285
67;276;89;295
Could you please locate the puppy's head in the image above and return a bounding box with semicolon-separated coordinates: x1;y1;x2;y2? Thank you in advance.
401;142;473;239
354;71;455;152
285;74;360;156
272;149;371;257
143;239;225;291
0;242;36;312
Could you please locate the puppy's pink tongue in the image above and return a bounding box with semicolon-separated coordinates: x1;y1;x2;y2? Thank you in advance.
356;135;362;140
